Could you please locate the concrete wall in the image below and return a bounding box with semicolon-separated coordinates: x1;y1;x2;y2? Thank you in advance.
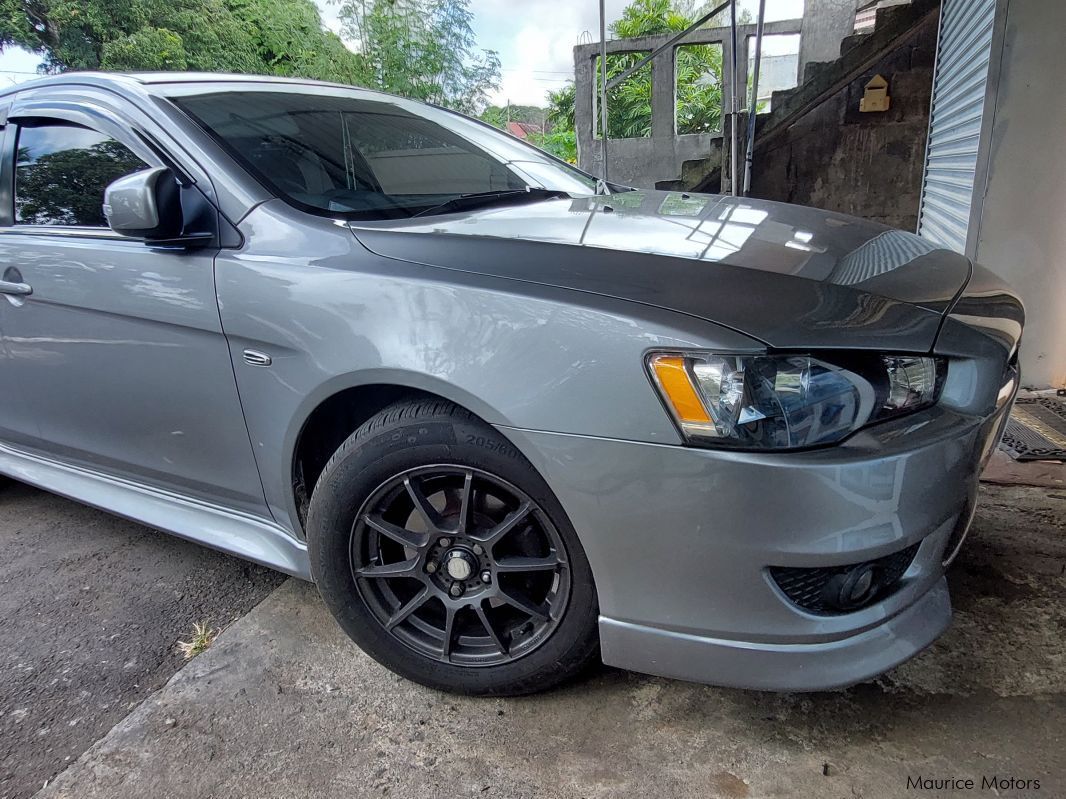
746;9;938;230
797;0;864;78
574;20;802;188
971;0;1066;388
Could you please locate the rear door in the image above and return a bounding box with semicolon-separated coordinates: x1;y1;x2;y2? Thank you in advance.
0;96;268;516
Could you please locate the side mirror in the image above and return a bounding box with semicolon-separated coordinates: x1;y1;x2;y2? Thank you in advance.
103;166;183;240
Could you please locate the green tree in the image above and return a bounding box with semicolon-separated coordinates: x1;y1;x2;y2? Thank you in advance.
0;0;365;81
545;84;575;131
337;0;500;113
531;84;578;161
545;0;747;142
528;129;576;163
604;0;738;137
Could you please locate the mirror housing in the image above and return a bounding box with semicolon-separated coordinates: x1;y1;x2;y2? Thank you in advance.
103;166;183;240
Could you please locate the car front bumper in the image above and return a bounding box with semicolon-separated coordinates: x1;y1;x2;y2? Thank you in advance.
499;393;1014;691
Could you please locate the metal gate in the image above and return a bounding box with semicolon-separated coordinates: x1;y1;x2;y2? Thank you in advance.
917;0;998;253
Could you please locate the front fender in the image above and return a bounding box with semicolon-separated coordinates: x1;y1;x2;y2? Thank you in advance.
216;201;762;534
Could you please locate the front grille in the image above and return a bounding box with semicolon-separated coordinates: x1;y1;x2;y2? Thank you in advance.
769;543;921;615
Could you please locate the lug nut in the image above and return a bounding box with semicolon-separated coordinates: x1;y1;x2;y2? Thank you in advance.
480;570;492;584
472;544;484;555
438;537;452;548
425;561;438;574
449;583;464;597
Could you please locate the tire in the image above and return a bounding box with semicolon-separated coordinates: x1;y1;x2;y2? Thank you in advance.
307;399;599;696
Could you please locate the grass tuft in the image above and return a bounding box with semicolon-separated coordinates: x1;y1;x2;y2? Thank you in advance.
177;621;219;660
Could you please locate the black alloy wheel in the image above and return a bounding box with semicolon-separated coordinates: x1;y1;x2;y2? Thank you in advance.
351;465;571;666
308;399;599;695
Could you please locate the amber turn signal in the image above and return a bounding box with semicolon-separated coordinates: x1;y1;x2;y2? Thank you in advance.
648;354;711;423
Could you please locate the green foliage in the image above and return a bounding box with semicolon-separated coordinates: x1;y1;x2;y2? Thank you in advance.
337;0;500;113
0;0;499;108
527;129;576;163
609;0;690;37
608;0;732;137
0;0;365;81
16;139;145;225
675;43;722;134
480;106;505;128
545;84;574;131
101;26;187;70
596;52;653;139
545;0;733;142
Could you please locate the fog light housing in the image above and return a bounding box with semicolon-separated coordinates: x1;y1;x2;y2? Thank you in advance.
769;543;920;615
824;563;877;611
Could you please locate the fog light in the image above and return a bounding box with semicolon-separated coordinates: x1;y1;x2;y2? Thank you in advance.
770;543;919;615
824;564;877;611
847;566;875;602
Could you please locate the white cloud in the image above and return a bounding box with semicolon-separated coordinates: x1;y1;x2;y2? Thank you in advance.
468;0;631;106
318;0;345;36
0;46;44;87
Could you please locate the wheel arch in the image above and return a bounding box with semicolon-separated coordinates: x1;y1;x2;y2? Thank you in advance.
289;371;510;528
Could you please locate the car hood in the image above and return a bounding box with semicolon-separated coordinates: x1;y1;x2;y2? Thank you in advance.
349;190;976;351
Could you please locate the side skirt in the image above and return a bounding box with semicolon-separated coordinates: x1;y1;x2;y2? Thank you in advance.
0;441;311;580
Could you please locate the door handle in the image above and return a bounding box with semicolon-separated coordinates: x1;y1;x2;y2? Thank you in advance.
0;280;31;296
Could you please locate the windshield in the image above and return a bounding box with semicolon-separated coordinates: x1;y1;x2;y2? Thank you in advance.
173;89;600;219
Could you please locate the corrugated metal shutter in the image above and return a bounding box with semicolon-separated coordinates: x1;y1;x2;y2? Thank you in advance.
917;0;997;253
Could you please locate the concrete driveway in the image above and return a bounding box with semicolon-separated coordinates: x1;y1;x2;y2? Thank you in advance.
3;482;1064;798
0;481;284;799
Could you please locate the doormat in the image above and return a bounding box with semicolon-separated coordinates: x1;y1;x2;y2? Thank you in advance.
1000;397;1066;462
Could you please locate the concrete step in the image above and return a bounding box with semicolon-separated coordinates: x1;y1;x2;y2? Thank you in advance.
749;0;938;137
801;58;836;84
674;0;939;192
839;31;872;57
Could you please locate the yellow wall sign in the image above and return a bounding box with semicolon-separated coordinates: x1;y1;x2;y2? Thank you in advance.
860;74;891;112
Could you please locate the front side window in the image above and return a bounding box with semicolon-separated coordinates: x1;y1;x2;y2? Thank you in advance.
174;90;598;219
15;123;149;226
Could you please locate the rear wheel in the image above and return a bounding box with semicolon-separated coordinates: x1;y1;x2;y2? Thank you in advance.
307;399;599;695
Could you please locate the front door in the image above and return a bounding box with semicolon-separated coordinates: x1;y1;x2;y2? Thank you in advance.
0;113;268;516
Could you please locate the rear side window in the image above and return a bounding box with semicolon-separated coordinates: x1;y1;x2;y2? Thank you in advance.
15;122;148;227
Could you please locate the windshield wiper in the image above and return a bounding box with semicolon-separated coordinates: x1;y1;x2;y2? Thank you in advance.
411;188;570;218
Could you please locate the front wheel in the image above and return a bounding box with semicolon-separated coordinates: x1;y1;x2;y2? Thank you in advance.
307;399;599;695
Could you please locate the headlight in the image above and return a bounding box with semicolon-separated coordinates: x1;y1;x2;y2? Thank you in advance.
647;351;943;450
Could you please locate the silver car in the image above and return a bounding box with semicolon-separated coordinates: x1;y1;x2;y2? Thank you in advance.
0;73;1022;695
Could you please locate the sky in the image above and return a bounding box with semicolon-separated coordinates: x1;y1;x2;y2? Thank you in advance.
0;0;805;107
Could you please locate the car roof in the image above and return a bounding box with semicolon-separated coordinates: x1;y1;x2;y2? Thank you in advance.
0;71;389;101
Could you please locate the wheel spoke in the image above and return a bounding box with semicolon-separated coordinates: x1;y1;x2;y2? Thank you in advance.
353;465;572;667
494;555;562;574
385;587;431;630
357;557;420;579
498;588;549;621
364;514;430;549
441;606;457;660
457;470;474;534
471;501;532;547
474;602;508;655
404;476;444;533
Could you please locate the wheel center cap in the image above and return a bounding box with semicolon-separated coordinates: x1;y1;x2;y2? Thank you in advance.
443;548;477;581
